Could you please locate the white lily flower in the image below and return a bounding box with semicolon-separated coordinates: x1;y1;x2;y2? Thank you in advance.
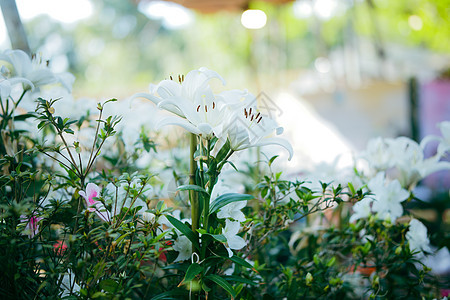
220;93;293;160
173;235;193;262
368;173;409;222
0;49;74;91
406;219;431;256
222;219;246;257
132;67;227;139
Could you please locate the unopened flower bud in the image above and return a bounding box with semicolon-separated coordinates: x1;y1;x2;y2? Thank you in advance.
306;272;313;286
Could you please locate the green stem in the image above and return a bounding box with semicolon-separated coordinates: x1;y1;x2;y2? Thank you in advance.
217;150;234;172
203;139;212;232
189;134;199;235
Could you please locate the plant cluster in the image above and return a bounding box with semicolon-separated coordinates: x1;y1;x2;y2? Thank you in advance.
0;49;449;299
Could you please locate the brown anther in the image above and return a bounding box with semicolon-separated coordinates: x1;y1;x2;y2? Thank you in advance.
256;112;261;119
197;105;201;112
170;75;173;80
205;105;208;112
249;108;252;115
178;75;181;83
257;116;263;123
182;74;185;81
244;108;248;117
251;115;254;121
212;102;215;109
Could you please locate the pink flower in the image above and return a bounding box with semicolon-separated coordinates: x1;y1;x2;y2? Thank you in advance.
79;183;110;222
53;240;68;255
21;214;42;238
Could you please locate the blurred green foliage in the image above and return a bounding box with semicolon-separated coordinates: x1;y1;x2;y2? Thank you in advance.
15;0;449;98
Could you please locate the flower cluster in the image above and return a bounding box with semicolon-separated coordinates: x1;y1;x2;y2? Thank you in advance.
133;67;293;159
361;131;450;190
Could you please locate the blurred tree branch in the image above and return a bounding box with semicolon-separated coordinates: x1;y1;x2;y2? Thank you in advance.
1;0;30;55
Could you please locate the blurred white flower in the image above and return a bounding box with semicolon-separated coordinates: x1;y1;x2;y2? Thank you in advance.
173;235;192;262
222;219;246;257
61;270;80;297
406;219;431;256
422;121;450;157
362;137;393;170
349;197;373;223
368;173;409;222
423;247;450;275
140;212;156;223
437;121;450;155
362;136;450;189
0;76;33;100
0;49;74;91
217;201;247;223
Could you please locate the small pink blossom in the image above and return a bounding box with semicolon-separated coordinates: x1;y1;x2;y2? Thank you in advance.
79;183;110;222
21;214;42;238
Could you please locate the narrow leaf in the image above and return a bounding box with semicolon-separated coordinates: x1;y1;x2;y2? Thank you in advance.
166;215;200;251
206;274;236;299
151;289;188;300
177;184;209;195
210;193;253;214
228;255;255;270
181;263;203;284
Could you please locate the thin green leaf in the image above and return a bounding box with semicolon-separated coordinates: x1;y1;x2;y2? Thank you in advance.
206;274;236;299
166;215;200;251
210;193;253;214
216;139;231;162
224;275;258;286
182;263;203;283
228;255;255;270
99;279;120;293
177;184;209;195
268;155;279;166
151;289;188;300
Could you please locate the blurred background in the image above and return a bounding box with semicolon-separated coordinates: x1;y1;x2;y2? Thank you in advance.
1;0;449;169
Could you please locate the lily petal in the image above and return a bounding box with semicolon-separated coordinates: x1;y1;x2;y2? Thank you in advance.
156;115;202;135
254;137;294;161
